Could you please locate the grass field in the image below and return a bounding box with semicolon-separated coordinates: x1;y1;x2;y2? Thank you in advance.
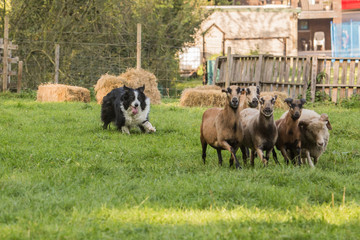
0;93;360;239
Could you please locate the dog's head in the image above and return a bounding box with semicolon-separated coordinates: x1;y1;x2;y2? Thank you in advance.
122;85;147;115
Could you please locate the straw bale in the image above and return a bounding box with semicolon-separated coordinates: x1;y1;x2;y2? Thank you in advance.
37;84;90;103
194;85;222;91
180;88;226;107
260;91;289;110
94;68;161;104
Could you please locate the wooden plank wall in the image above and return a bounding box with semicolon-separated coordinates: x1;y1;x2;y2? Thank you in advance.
214;54;359;103
315;57;360;103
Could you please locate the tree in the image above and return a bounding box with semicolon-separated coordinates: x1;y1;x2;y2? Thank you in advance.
8;0;208;91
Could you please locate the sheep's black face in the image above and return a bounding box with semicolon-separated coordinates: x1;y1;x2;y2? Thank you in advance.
245;86;260;108
222;86;242;109
285;98;306;121
260;95;277;118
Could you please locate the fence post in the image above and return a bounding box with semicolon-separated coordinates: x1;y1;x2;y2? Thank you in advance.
254;54;264;87
137;23;141;70
2;16;9;91
17;61;23;93
302;56;311;98
225;47;231;88
311;56;318;102
55;44;60;84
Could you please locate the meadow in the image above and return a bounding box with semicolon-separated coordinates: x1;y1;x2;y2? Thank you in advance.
0;92;359;239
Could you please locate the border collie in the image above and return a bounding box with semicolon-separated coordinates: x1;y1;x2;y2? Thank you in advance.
101;85;156;134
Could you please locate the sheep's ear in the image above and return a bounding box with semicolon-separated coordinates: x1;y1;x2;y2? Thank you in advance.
236;87;241;94
300;98;306;105
256;86;260;95
246;88;251;95
284;98;293;104
221;89;227;93
260;97;265;104
284;98;293;108
320;113;332;130
299;120;310;130
123;85;131;91
271;95;277;104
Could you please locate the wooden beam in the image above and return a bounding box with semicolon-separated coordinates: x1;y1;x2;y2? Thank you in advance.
54;44;60;84
17;61;23;93
2;16;9;91
137;23;141;70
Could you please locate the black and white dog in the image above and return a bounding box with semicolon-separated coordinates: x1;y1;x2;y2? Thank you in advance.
101;85;156;134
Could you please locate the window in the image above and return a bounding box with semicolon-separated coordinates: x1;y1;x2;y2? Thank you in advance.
299;20;309;30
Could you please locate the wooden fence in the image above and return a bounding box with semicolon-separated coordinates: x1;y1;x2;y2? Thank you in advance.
213;52;360;102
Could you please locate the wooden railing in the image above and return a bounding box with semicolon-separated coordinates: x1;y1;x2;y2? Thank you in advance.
213;53;360;102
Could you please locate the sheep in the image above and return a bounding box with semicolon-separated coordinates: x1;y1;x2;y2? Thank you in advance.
297;109;332;167
239;94;278;166
273;98;306;166
200;85;244;169
240;85;260;109
228;85;260;165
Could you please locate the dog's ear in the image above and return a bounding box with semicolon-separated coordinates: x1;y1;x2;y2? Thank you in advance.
137;85;145;92
123;85;131;91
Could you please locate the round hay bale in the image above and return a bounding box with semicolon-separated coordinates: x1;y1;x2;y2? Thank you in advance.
37;84;90;103
180;88;226;107
94;74;125;104
94;68;161;104
260;91;289;110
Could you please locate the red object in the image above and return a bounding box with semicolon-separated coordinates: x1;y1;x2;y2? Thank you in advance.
342;0;360;9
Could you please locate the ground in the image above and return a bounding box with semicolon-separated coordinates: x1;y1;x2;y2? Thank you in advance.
0;93;359;239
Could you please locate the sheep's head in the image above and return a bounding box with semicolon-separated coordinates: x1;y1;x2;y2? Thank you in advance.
245;86;260;108
222;86;243;109
299;115;330;147
259;95;277;118
284;98;306;120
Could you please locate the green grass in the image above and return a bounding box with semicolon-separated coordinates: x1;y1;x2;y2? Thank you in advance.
0;93;360;239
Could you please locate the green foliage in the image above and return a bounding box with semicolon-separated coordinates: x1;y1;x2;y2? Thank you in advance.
0;94;360;238
339;94;360;108
8;0;208;90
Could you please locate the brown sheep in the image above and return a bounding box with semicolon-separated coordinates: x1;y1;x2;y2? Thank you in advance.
273;98;306;165
239;95;278;166
240;86;260;109
200;85;244;169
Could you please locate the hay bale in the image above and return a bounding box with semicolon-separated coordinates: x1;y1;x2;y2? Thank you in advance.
94;68;161;104
180;88;226;107
194;85;222;91
37;84;90;103
260;91;289;110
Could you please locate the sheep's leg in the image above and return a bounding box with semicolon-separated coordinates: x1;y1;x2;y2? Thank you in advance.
229;147;238;167
201;137;207;164
313;157;319;165
296;147;302;166
305;150;315;168
216;149;223;166
272;149;280;165
256;148;267;166
240;146;248;166
218;141;241;169
250;149;255;167
280;147;290;165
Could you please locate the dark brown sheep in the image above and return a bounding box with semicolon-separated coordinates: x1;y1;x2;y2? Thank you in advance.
273;98;306;165
239;95;278;166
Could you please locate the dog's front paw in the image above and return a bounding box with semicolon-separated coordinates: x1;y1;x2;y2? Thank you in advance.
121;126;130;135
143;121;156;133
